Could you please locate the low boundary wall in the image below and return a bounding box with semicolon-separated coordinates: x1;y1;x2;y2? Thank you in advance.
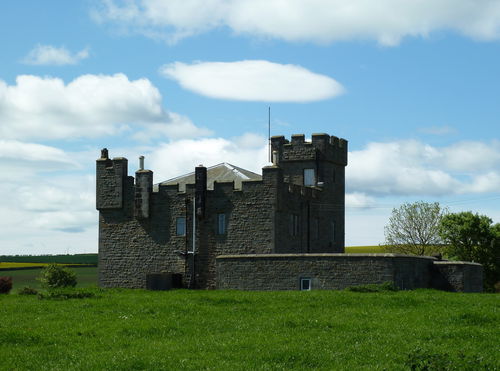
216;253;482;292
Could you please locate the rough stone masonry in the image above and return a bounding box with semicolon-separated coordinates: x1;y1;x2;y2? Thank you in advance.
96;133;482;292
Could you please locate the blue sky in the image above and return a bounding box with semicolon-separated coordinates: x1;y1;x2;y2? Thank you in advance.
1;0;500;255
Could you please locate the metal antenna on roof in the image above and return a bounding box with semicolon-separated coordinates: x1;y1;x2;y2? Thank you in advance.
268;106;271;162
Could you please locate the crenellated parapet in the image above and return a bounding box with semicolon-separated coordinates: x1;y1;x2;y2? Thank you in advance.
271;133;348;166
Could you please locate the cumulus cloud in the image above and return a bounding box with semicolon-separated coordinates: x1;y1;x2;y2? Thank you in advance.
0;74;210;140
0;142;98;254
345;192;376;209
93;0;500;45
23;44;90;65
0;140;78;171
160;60;343;102
348;140;500;196
148;133;269;181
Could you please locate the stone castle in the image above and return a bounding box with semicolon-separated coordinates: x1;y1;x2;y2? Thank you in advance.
97;133;483;292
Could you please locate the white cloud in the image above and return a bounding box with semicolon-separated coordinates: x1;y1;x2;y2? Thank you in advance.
23;44;90;65
2;135;499;255
160;60;344;102
346;192;376;209
462;172;500;193
93;0;500;45
148;134;268;181
0;140;78;171
348;140;500;196
0;74;210;140
0;143;98;254
441;141;500;172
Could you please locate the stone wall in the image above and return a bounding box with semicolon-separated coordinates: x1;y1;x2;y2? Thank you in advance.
432;261;483;292
97;134;349;290
216;254;483;292
216;253;435;290
98;161;280;289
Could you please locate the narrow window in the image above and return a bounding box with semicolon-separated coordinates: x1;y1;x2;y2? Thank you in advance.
311;218;319;239
300;278;312;291
304;168;315;186
331;221;335;243
176;217;186;236
217;213;226;235
290;214;299;236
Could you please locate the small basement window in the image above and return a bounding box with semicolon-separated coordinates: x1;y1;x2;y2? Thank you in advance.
176;217;186;236
304;168;315;186
300;278;312;291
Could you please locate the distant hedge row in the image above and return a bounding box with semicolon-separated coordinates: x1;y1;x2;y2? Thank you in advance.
0;254;98;265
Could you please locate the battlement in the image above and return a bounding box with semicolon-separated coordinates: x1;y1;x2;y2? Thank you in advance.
271;133;348;165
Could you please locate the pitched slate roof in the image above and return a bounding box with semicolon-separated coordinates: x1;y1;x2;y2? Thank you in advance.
155;163;262;192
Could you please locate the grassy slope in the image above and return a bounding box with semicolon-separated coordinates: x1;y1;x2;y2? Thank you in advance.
0;289;498;370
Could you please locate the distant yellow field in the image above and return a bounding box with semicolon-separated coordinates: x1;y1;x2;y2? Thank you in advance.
345;246;386;253
0;262;49;269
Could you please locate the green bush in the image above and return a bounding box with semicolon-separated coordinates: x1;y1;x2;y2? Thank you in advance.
18;286;38;296
0;276;13;294
38;264;77;289
345;282;397;292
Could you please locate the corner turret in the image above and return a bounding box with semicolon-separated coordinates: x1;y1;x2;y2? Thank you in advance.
96;149;128;210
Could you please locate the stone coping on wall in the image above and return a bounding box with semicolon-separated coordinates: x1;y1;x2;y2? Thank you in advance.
216;253;437;260
433;260;482;266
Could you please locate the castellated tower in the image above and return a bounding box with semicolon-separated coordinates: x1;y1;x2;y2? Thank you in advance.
271;133;348;253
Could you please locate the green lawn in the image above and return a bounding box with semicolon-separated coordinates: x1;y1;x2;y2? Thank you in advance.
0;289;498;370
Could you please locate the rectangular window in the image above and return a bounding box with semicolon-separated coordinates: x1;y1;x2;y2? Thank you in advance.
311;218;319;239
176;217;186;236
304;168;315;186
289;214;299;236
217;213;226;235
300;278;312;291
331;221;335;243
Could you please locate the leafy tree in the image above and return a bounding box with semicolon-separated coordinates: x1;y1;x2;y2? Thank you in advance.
384;201;446;255
439;212;500;291
38;264;77;289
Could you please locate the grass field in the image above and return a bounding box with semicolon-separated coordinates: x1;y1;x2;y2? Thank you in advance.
0;254;98;265
0;288;498;370
1;267;98;290
345;245;385;253
0;262;50;269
